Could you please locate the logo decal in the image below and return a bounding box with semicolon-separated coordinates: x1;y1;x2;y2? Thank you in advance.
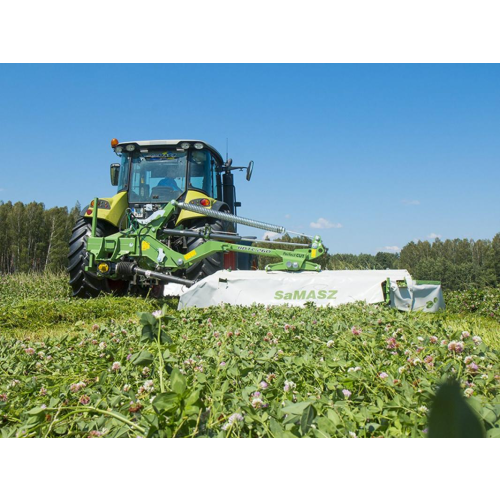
274;290;338;300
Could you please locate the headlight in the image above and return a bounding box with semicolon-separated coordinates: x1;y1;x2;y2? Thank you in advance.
125;144;135;152
181;142;191;149
115;146;123;154
194;142;203;149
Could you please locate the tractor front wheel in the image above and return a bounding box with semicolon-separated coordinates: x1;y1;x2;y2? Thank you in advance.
68;217;128;298
183;216;228;282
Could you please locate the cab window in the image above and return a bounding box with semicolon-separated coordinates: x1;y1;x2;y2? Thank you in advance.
188;150;218;198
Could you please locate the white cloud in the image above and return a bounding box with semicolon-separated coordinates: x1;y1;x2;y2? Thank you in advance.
427;233;442;239
401;199;420;206
382;246;400;253
310;218;342;229
263;231;280;240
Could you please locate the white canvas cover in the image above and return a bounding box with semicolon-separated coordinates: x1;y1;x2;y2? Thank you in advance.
177;269;412;309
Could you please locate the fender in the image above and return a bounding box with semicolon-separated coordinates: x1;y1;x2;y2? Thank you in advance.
176;190;227;227
82;191;128;228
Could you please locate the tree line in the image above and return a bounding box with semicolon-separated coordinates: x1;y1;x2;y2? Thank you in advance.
258;233;500;291
1;200;499;291
0;201;80;273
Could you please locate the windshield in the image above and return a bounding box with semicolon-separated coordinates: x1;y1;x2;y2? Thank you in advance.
116;148;218;202
127;150;187;203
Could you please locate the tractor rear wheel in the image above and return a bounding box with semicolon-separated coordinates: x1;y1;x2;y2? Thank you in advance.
183;216;228;282
68;217;128;298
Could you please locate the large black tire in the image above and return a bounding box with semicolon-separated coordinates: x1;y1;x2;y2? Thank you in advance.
68;217;127;298
183;216;228;282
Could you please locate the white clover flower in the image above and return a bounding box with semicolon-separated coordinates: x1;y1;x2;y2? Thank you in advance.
123;384;131;392
464;387;474;397
251;397;264;409
143;380;154;392
98;342;107;350
326;340;334;348
152;310;163;319
481;374;488;380
419;406;428;413
224;412;244;427
349;431;357;438
229;413;244;424
398;366;406;374
70;381;86;393
417;336;424;342
111;361;121;371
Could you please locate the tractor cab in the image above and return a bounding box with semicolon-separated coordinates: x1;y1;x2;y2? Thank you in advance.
109;139;253;220
109;140;227;217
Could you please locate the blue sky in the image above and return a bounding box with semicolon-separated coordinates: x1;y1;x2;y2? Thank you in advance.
0;64;499;254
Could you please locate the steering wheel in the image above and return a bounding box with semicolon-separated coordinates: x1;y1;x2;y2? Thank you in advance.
152;186;181;200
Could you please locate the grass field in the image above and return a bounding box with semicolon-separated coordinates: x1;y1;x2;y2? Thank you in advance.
0;272;499;438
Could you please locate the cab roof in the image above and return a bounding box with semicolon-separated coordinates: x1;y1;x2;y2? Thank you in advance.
115;140;224;164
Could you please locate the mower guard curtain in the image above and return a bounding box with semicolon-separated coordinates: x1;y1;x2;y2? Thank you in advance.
390;279;445;312
177;269;415;309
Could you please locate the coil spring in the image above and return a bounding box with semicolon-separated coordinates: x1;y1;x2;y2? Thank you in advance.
172;201;286;234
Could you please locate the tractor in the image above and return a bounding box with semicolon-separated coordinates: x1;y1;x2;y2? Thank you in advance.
68;139;324;298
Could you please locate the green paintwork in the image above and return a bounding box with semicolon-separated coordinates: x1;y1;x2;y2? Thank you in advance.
84;200;325;276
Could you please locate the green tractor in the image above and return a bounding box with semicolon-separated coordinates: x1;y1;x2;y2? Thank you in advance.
68;139;325;298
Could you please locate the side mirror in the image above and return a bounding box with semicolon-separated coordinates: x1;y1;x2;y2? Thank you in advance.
110;163;120;186
246;160;254;181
